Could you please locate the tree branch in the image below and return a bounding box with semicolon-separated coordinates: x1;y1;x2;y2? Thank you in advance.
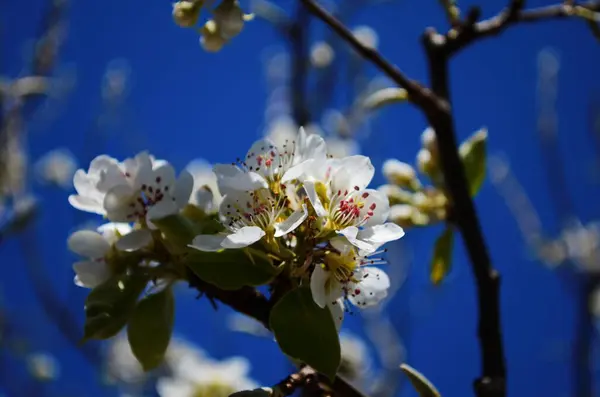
442;1;600;55
301;1;509;396
186;270;367;397
299;0;436;110
422;35;506;397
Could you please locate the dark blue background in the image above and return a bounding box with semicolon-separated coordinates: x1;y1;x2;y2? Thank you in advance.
1;0;600;396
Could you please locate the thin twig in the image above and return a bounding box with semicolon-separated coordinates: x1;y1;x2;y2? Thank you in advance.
300;0;434;109
301;1;508;396
442;1;600;55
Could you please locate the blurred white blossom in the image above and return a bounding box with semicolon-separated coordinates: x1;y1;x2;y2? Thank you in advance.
157;351;258;397
186;159;222;213
352;25;378;50
27;352;60;382
310;41;334;68
34;148;77;188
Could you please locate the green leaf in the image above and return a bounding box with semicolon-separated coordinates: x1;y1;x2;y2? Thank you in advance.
363;87;409;111
82;274;147;341
270;287;340;380
400;364;441;397
152;213;197;250
184;248;278;290
430;226;454;285
459;127;487;197
127;287;175;371
229;389;272;397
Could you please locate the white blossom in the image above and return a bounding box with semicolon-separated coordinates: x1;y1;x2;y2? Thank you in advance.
67;222;150;288
186;159;222;213
69;151;193;223
352;25;378;49
310;41;334;68
35;148;77;188
301;155;405;252
27;352;60;382
382;159;416;186
157;352;258;397
310;237;390;325
189;189;307;251
214;127;327;195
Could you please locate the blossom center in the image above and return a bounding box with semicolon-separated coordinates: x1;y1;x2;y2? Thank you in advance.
328;188;376;229
223;189;287;232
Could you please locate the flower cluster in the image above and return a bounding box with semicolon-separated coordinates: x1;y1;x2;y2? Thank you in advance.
188;128;405;324
378;126;487;229
68;129;404;329
172;0;253;52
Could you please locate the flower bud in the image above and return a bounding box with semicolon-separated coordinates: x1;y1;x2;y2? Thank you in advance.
377;184;413;205
459;127;488;158
417;149;438;178
382;159;419;189
352;25;378;49
213;0;245;39
310;41;334;68
389;204;415;227
199;20;227;52
421;127;437;154
172;1;202;28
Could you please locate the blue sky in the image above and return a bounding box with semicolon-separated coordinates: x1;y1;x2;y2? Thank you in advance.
2;0;600;396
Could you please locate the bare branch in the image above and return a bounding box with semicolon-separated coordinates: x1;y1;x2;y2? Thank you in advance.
438;0;462;26
441;1;600;55
300;0;433;109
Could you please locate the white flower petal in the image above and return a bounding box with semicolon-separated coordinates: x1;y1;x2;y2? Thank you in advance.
115;229;152;252
97;222;133;243
328;299;345;330
221;226;265;249
67;230;110;258
89;154;119;174
174;170;194;208
338;226;374;252
303;181;327;217
195;188;216;213
274;205;308;237
348;267;390;307
330;236;353;255
360;189;390;226
68;194;104;215
147;199;178;221
96;163;128;192
214;164;268;194
103;184;136;213
296;127;328;163
331;155;374;193
189;234;227;252
281;159;313;183
73;260;110;288
73;170;97;198
152;164;177;192
358;223;405;247
310;265;329;308
156;377;196;397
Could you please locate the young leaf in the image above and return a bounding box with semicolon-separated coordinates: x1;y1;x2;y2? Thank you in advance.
184;249;278;290
430;226;454;285
151;213;197;249
127;287;175;371
229;388;272;397
400;364;441;397
363;87;409;111
270;287;340;381
459;127;487;197
82;274;147;341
